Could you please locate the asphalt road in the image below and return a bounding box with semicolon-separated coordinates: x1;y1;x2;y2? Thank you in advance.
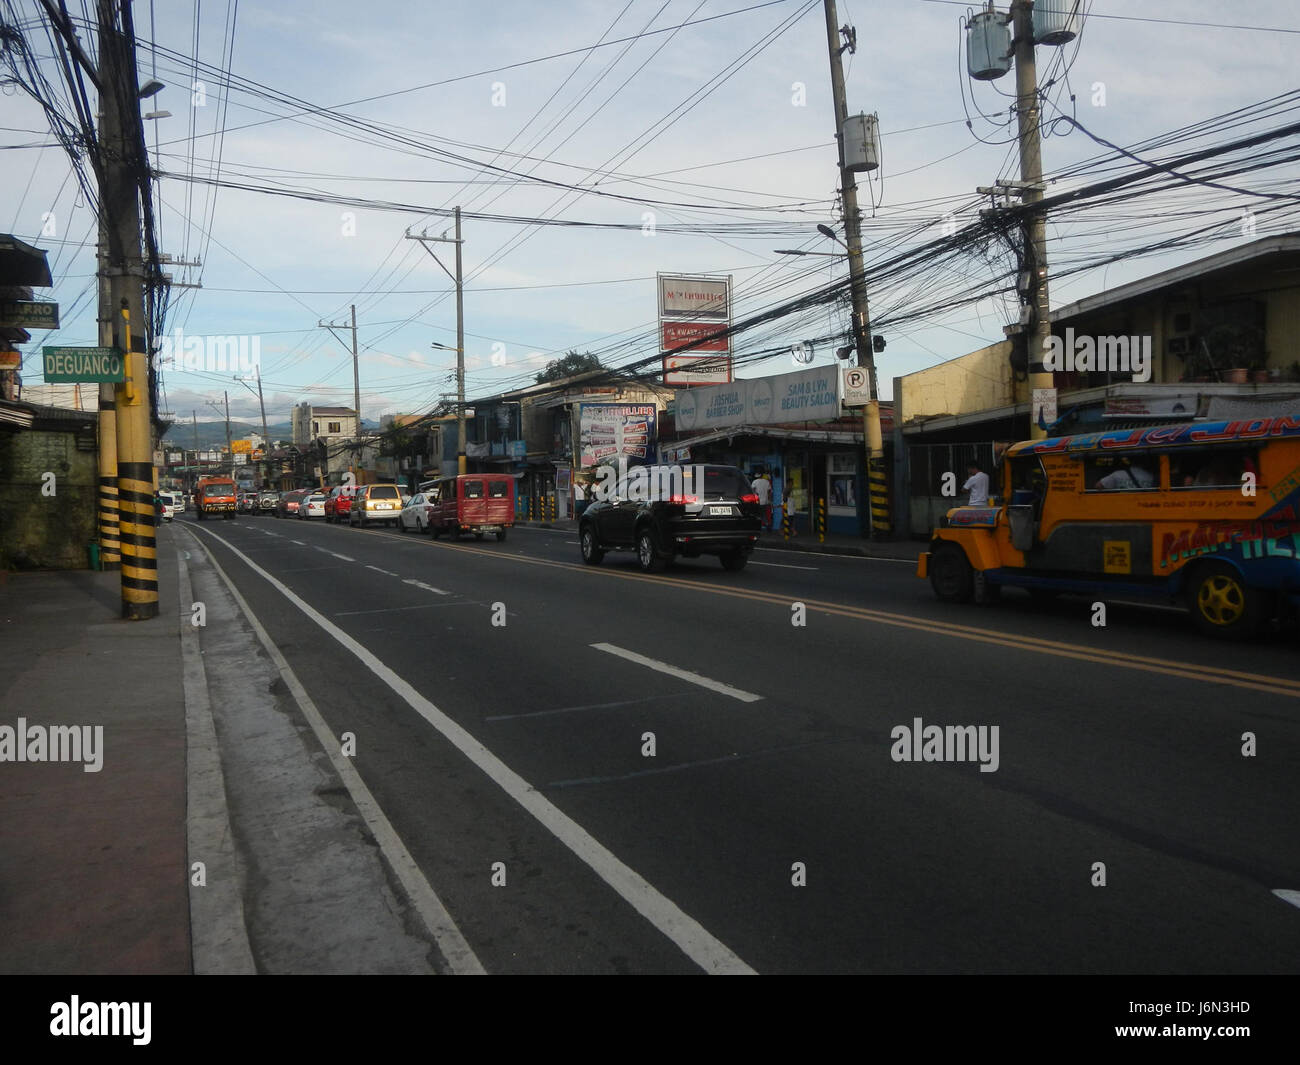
177;510;1300;974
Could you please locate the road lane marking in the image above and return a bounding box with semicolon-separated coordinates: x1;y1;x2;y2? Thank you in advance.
1274;889;1300;909
408;536;1300;700
485;693;688;722
330;552;355;561
591;643;762;703
291;540;305;545
366;565;398;576
335;603;473;617
403;578;448;595
183;527;485;976
547;740;830;789
188;524;755;974
748;561;818;571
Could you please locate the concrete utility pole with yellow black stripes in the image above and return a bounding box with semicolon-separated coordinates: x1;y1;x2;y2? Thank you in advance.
823;0;889;539
98;0;157;619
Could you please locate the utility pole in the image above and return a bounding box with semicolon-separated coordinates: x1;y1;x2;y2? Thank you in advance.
1011;0;1054;440
192;410;198;451
95;208;120;571
406;208;466;475
319;305;360;480
256;369;270;488
822;0;887;538
235;368;271;487
98;0;157;619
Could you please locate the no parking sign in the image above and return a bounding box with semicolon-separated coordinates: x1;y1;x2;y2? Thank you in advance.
842;365;871;407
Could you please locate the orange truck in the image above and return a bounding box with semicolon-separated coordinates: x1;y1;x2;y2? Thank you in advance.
195;476;239;520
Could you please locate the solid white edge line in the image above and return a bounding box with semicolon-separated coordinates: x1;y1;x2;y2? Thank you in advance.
186;527;486;976
591;643;763;704
190;525;756;975
1273;889;1300;909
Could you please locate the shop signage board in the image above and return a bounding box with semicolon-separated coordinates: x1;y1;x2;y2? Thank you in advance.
674;365;841;432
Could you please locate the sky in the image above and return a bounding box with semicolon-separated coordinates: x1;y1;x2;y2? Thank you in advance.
5;0;1299;432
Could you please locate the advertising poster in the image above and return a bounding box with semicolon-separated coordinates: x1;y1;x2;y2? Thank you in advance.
579;403;658;467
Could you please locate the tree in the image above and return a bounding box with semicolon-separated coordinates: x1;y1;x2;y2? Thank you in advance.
536;350;602;384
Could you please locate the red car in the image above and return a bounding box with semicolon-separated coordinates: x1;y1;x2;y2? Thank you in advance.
324;484;361;524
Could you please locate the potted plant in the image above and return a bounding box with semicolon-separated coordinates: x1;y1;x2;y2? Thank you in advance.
1203;323;1264;384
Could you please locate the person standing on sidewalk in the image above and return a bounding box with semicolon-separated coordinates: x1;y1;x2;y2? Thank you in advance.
752;468;772;529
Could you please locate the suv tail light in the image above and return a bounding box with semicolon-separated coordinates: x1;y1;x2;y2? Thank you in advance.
667;494;699;505
741;493;759;504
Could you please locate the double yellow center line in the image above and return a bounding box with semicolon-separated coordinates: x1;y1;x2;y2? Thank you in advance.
380;531;1300;700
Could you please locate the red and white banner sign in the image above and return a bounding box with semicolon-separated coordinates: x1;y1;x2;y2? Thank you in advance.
661;320;729;353
663;353;733;386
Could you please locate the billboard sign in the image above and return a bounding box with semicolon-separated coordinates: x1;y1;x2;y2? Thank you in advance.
231;439;252;454
658;275;728;319
663;352;733;386
674;365;841;433
579;403;657;467
661;320;729;353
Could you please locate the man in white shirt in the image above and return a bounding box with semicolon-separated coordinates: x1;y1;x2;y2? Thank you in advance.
963;462;990;506
1094;461;1154;491
752;469;772;527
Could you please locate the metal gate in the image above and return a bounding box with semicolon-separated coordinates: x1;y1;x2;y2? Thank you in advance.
905;441;1000;537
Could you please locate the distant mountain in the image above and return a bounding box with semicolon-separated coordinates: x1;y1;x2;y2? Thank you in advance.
159;418;382;450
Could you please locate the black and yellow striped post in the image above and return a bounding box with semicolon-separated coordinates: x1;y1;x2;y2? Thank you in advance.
97;383;121;570
867;457;890;536
114;302;158;620
817;496;827;544
781;501;791;540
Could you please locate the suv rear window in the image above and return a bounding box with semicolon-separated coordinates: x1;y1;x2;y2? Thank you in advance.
684;466;750;500
488;481;508;498
465;480;484;499
369;486;400;499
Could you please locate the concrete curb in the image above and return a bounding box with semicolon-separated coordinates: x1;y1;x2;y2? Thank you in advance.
176;534;258;975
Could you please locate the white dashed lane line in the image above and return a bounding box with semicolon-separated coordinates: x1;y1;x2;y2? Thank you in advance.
590;643;762;704
403;578;448;595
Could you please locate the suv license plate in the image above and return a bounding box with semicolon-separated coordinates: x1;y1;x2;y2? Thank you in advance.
708;505;733;516
376;503;392;509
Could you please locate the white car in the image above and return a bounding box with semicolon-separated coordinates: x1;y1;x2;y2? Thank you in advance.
297;493;327;519
398;492;434;532
158;490;182;521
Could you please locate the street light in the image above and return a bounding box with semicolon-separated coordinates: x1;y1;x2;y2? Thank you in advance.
138;79;164;99
774;248;847;258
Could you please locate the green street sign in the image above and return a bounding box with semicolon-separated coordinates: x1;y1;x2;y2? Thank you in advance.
1;300;59;329
42;346;125;383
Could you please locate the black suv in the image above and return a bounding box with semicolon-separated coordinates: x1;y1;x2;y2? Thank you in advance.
579;463;761;572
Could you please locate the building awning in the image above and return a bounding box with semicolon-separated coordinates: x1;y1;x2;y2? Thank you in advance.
670;423;864;450
0;235;53;287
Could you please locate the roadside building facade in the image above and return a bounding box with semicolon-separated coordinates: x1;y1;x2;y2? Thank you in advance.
895;234;1300;537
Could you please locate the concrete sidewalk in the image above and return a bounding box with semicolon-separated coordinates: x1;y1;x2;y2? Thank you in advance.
0;538;192;973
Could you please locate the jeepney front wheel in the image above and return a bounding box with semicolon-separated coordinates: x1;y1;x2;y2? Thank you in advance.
930;543;974;604
1186;562;1263;640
